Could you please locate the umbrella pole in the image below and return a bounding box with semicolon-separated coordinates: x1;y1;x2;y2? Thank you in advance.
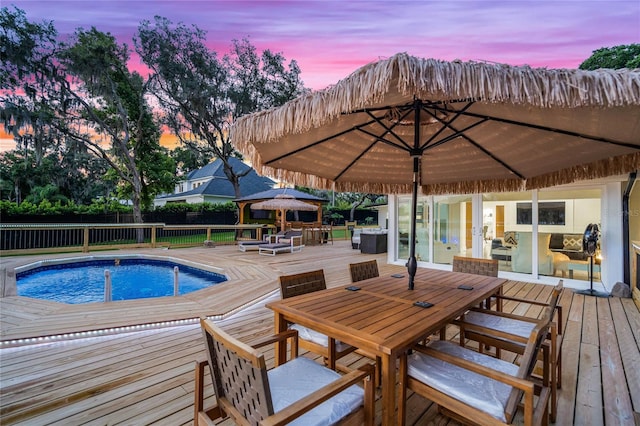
407;100;422;290
407;155;419;290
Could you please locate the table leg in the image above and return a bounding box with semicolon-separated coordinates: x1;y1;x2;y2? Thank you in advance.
381;353;397;426
273;312;287;366
397;353;408;426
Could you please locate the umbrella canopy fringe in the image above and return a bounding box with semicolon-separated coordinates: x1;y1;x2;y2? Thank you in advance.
525;153;640;190
422;179;525;195
252;153;640;196
232;53;640;149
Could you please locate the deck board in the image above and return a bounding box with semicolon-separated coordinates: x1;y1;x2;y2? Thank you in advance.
1;241;639;425
598;296;635;424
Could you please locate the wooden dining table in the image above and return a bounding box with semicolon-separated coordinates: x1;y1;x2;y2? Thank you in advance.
266;267;505;425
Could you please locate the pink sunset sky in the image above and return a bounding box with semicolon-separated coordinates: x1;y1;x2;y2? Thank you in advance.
7;0;640;89
2;0;639;149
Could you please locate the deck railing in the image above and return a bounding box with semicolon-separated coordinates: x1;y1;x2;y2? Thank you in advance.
0;223;272;256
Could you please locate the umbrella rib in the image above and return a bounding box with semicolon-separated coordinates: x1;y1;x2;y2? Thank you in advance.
424;119;487;150
437;107;640;150
355;127;412;152
418;114;526;179
364;110;414;150
333;139;380;182
419;101;475;151
262;118;379;166
452;127;527;179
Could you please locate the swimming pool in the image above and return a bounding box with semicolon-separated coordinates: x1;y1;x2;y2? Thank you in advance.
16;256;227;304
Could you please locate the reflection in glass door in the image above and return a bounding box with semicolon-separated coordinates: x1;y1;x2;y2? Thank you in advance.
397;196;429;262
433;195;468;264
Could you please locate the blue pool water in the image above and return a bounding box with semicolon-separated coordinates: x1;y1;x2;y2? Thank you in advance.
16;258;227;304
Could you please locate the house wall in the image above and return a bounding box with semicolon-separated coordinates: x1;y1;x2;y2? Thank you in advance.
602;182;624;288
497;198;601;235
387;179;628;289
376;206;389;228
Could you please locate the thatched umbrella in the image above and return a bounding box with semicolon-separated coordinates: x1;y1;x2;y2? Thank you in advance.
232;53;640;289
251;193;318;231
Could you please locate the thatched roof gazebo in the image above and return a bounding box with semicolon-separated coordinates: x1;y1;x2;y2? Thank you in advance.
234;188;327;228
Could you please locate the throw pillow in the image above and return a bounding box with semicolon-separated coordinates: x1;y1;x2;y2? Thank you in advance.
503;231;517;246
563;234;583;251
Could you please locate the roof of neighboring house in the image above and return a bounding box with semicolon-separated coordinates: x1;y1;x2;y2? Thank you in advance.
156;157;275;200
234;187;327;203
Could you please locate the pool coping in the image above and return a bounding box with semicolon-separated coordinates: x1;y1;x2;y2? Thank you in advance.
0;250;283;346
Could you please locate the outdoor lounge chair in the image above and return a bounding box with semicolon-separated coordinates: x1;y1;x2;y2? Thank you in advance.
194;319;375;426
279;270;357;370
453;280;564;421
265;230;287;243
259;230;303;255
238;240;265;251
398;305;554;426
238;232;282;251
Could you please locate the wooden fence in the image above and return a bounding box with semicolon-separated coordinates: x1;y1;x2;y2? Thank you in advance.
0;223;352;256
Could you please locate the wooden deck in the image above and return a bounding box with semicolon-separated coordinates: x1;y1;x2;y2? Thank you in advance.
1;241;639;425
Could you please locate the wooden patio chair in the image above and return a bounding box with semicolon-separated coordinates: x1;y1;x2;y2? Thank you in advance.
398;305;554;426
452;255;499;277
349;259;379;283
279;270;357;370
194;319;375;426
452;255;501;309
439;256;501;340
453;280;564;421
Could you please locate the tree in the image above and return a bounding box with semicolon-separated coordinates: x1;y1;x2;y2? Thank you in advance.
1;6;62;163
348;193;385;222
579;44;640;70
0;147;112;204
135;17;307;199
59;27;176;219
1;7;176;231
170;145;215;176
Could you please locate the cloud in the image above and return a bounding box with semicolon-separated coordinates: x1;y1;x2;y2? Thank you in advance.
10;0;639;90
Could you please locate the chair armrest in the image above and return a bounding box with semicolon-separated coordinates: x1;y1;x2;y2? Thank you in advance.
452;318;530;344
414;345;535;393
250;330;299;359
467;307;540;323
471;303;563;333
250;329;298;348
493;294;550;306
261;363;376;426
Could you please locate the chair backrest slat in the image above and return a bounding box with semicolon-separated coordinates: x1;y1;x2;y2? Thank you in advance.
279;269;326;299
201;319;273;424
452;256;498;277
349;260;380;283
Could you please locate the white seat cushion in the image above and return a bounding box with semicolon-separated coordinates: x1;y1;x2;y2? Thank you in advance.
407;340;519;422
464;310;535;339
268;357;364;426
290;324;352;352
